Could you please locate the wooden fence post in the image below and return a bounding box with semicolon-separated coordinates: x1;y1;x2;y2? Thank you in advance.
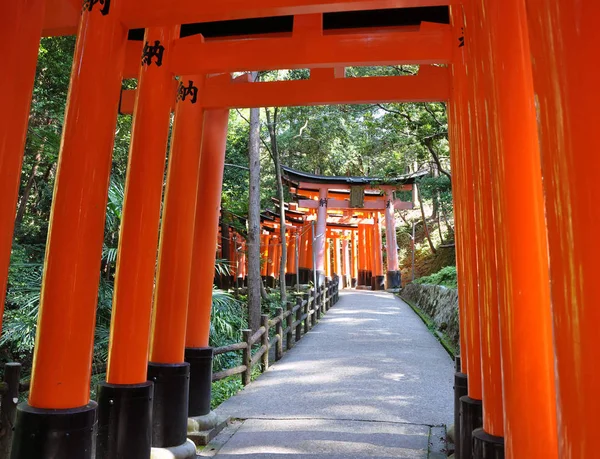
316;286;322;322
242;329;252;386
261;314;269;371
304;291;311;334
275;307;283;361
286;302;294;350
295;297;303;343
0;362;21;459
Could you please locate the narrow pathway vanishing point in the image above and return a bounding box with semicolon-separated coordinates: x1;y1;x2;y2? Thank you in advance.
203;290;454;458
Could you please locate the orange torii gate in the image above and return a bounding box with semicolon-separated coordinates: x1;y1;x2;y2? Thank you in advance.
283;166;421;290
1;1;598;459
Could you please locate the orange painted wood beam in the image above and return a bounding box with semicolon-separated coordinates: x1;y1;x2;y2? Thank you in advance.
170;23;452;74
119;0;454;29
42;0;79;36
123;41;143;80
201;65;450;107
119;66;449;114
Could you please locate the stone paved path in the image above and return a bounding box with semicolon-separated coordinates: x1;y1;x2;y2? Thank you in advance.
202;290;454;458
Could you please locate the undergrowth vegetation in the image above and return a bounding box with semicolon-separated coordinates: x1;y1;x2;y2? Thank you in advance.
413;266;458;288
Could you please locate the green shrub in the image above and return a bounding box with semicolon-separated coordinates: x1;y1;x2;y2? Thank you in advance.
413;265;457;288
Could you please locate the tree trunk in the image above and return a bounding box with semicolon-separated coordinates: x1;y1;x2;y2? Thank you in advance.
247;99;262;332
416;184;437;255
437;206;444;242
265;107;287;303
14;152;42;232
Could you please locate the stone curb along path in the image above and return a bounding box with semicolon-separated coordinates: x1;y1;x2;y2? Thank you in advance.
201;291;454;458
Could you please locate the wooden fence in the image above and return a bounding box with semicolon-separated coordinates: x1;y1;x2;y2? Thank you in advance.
212;277;340;384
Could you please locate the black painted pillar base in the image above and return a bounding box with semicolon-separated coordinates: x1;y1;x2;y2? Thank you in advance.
11;402;97;459
372;275;385;290
459;395;483;459
185;347;213;418
366;271;372;287
148;362;190;448
454;372;468;458
351;278;357;288
285;273;295;286
473;428;505;459
297;268;306;284
358;270;367;286
386;270;401;289
96;381;153;459
220;275;231;291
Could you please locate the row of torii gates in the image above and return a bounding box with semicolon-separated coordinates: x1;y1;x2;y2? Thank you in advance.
1;1;597;459
217;166;422;292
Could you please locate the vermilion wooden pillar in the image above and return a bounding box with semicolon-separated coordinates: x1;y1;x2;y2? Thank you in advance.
342;236;350;288
448;7;472;457
299;224;310;283
286;229;297;285
261;234;269;278
147;74;205;456
273;236;281;281
365;221;373;288
266;234;276;287
351;230;358;287
306;223;314;281
482;0;558;457
462;2;506;456
325;238;332;278
315;187;328;285
0;0;45;335
240;239;247;284
452;5;484;457
525;1;598;457
384;189;401;289
372;213;385;290
333;237;341;278
11;2;127;457
357;224;366;286
97;25;180;459
185;108;230;421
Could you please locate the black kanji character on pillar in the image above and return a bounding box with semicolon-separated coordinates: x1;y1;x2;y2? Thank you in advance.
141;41;166;67
386;200;392;209
458;27;465;48
82;0;110;15
177;80;199;104
319;198;328;208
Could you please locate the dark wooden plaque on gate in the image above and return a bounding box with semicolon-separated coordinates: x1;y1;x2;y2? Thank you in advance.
350;186;365;208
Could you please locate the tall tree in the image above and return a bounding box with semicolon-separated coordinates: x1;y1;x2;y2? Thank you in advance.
247;98;262;332
264;107;287;303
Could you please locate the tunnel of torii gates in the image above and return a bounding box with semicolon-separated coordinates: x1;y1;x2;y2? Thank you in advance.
0;0;597;458
216;166;422;292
